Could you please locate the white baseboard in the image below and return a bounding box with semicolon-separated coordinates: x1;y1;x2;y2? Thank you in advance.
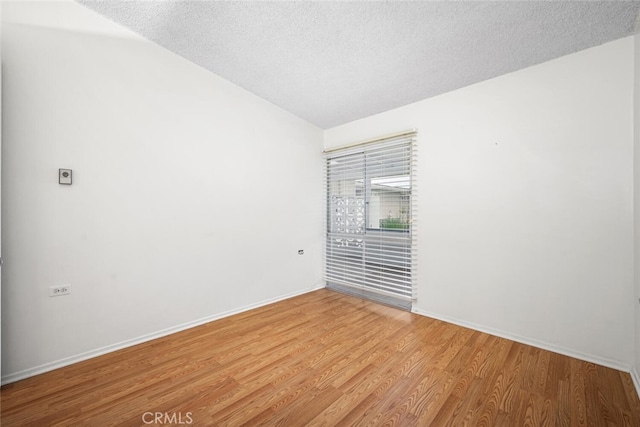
1;284;325;385
411;307;631;373
631;367;640;400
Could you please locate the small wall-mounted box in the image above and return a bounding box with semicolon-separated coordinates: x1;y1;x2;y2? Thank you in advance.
49;285;71;297
59;169;72;185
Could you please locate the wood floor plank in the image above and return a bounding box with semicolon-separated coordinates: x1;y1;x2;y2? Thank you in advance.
555;378;571;427
1;289;639;426
621;371;640;421
408;367;455;425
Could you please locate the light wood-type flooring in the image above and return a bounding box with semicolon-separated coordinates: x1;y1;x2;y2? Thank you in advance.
2;289;639;426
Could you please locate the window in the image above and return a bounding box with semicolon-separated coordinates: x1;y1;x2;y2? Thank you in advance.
324;131;417;310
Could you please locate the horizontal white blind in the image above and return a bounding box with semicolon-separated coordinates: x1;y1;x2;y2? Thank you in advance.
325;132;417;310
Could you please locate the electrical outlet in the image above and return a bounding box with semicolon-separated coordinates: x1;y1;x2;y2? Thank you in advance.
49;285;72;297
59;169;72;185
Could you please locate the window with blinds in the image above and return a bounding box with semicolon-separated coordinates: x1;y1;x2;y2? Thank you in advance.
324;131;417;310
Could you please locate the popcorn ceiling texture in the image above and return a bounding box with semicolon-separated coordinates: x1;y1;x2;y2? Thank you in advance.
77;1;640;129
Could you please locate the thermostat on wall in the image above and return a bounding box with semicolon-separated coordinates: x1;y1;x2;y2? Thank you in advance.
59;169;72;185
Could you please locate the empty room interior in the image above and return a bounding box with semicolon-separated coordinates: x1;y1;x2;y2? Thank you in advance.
3;0;640;425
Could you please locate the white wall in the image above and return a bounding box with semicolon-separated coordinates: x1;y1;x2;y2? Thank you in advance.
0;0;3;378
1;1;324;382
326;37;635;369
634;33;640;387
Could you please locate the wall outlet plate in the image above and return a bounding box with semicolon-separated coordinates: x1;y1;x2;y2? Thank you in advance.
59;169;72;185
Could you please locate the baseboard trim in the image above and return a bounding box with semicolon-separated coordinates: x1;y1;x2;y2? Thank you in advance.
631;368;640;400
1;284;325;385
411;307;631;373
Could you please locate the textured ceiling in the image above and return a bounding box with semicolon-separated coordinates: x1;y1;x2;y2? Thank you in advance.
77;1;640;129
